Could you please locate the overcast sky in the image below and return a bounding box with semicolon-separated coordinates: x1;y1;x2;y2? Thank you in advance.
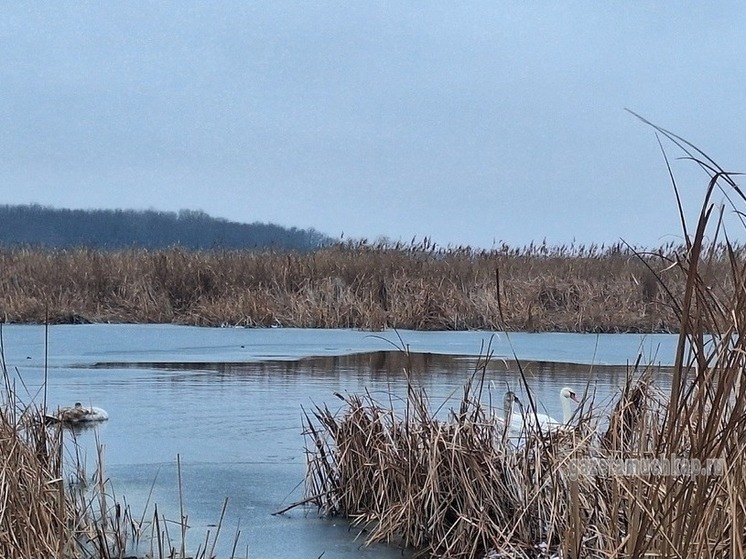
1;2;744;249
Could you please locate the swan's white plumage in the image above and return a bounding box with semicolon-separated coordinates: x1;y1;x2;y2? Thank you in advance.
496;387;578;435
82;406;109;422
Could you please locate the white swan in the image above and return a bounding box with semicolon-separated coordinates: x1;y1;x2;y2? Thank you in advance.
497;387;578;434
49;402;109;424
532;386;579;428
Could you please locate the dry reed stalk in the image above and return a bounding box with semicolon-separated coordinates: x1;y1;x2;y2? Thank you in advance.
0;344;73;559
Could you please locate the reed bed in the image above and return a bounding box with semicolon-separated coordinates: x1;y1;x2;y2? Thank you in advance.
0;343;241;558
0;375;73;558
298;127;746;557
0;239;736;332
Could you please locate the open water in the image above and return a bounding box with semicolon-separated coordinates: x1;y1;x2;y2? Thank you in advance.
0;324;678;558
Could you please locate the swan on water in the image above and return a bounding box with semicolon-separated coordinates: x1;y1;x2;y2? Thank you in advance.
496;387;579;434
47;402;109;424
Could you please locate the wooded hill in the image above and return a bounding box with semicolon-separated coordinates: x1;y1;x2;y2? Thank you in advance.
0;204;331;251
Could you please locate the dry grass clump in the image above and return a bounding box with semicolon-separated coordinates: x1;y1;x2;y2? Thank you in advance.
0;381;74;558
0;236;737;332
0;346;239;559
298;126;746;558
0;359;142;559
301;350;631;557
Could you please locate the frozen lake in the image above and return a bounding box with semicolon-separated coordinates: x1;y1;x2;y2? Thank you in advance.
0;324;678;558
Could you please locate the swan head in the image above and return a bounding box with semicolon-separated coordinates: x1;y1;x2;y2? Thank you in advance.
560;387;579;402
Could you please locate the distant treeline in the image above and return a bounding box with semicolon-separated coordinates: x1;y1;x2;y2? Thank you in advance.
0;204;332;250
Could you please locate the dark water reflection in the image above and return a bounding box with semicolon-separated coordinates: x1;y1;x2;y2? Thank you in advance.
90;349;673;412
1;326;677;559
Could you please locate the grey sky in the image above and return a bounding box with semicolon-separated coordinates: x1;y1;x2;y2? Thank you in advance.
1;2;744;249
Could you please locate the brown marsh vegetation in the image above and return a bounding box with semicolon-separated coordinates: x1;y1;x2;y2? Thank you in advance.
0;340;241;558
298;125;746;557
0;238;735;333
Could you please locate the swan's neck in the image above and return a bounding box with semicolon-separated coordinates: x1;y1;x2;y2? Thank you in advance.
561;396;575;423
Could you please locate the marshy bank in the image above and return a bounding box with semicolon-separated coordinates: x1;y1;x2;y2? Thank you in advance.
0;240;734;332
